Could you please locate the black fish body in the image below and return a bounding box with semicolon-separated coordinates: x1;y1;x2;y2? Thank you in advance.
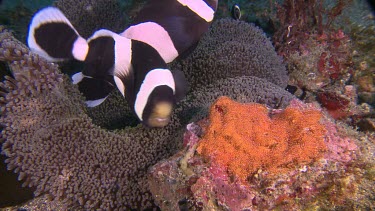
126;40;180;127
72;29;132;107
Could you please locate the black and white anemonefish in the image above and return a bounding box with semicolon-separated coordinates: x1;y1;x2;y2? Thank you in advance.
122;0;218;63
27;0;217;127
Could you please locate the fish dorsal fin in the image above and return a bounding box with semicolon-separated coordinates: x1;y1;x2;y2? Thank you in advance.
172;69;188;102
122;22;178;63
176;0;215;22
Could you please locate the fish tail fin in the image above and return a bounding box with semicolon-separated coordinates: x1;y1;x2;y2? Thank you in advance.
27;7;88;62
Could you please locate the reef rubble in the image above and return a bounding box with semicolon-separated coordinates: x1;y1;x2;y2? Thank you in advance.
148;98;375;210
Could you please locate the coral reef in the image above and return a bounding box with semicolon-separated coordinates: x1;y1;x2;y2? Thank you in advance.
315;85;371;120
197;96;327;182
285;30;352;91
272;0;354;92
273;0;352;54
351;23;375;108
0;16;294;210
270;0;375;133
148;98;375;210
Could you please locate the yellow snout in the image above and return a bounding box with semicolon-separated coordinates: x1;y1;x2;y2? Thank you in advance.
147;102;173;127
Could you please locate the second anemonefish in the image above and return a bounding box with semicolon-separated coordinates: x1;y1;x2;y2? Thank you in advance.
231;4;241;20
27;0;217;127
122;0;218;63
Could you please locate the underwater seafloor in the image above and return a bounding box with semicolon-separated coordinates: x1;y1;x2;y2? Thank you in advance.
0;0;374;210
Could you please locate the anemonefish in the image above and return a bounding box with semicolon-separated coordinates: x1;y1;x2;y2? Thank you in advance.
122;0;218;63
27;0;217;127
74;30;189;127
231;4;241;20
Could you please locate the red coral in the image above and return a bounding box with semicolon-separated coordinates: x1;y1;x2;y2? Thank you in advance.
317;91;350;110
273;0;353;91
197;97;327;182
315;30;352;80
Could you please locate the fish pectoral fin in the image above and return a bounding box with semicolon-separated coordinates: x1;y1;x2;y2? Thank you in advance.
172;69;188;102
85;97;108;107
71;72;86;84
75;76;115;107
114;76;126;97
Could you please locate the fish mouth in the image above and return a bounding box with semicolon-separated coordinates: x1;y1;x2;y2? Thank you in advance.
146;116;171;128
144;101;173;127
